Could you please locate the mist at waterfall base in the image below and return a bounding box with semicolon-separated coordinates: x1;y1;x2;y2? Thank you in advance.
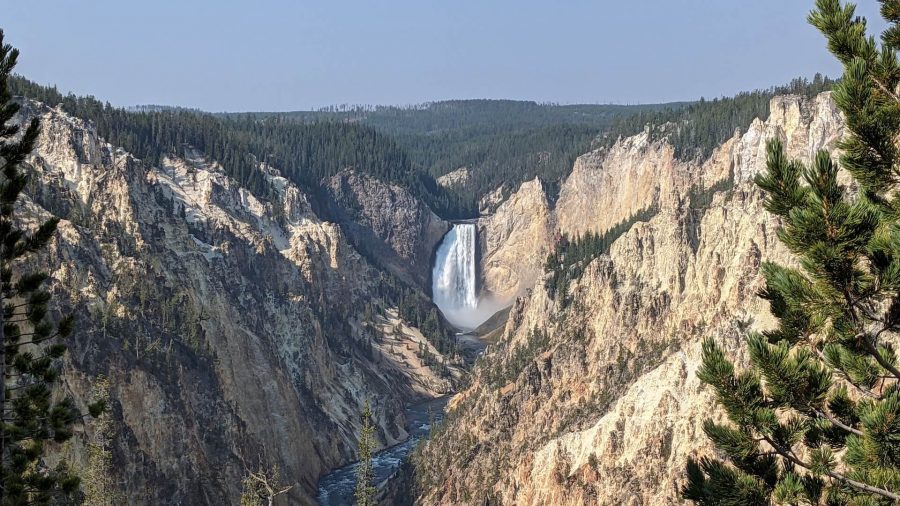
432;223;506;330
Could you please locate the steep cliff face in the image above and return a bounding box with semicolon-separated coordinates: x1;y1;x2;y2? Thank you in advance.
477;178;552;302
413;93;843;505
476;129;734;305
556;130;672;237
324;169;449;288
18;101;458;505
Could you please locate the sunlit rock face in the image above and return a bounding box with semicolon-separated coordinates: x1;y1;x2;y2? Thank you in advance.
413;93;845;505
473;95;845;307
437;167;470;188
17;100;461;505
476;178;552;305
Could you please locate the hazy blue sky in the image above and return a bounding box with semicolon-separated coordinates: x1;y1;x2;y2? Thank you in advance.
3;1;888;111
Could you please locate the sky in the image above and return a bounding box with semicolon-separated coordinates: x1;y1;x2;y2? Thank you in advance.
2;1;889;112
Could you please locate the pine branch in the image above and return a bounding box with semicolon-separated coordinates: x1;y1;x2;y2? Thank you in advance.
5;330;65;348
813;346;881;399
813;407;863;436
855;304;888;325
845;295;900;380
761;434;899;501
858;331;900;381
871;76;900;106
246;470;293;498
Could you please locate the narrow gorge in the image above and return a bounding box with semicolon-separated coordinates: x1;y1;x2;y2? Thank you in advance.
312;90;849;505
0;12;867;501
10;89;842;505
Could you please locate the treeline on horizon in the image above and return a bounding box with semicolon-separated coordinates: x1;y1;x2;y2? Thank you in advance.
603;73;836;161
229;74;837;208
229;99;682;135
8;76;474;218
10;73;835;220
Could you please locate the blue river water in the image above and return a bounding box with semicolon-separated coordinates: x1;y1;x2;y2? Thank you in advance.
315;396;450;505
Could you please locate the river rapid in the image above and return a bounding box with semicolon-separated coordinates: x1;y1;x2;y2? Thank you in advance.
315;396;450;505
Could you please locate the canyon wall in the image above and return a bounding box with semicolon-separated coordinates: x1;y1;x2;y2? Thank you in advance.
477;178;552;302
324;169;449;288
18;100;457;505
413;92;844;505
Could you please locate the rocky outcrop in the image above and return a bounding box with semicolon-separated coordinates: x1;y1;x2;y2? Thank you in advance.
18;101;459;505
412;93;844;505
475;126;737;303
477;178;552;302
556;130;671;237
437;167;469;188
478;185;507;215
324;169;449;288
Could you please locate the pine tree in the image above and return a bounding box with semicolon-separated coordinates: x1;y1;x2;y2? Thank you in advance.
81;377;122;506
0;30;103;504
684;1;900;503
355;400;377;506
239;462;292;506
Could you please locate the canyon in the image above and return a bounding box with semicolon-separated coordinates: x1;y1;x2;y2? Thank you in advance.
11;86;842;505
15;99;463;504
409;92;843;504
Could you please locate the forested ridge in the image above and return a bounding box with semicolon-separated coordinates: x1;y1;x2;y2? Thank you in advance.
11;74;835;220
230;76;836;209
8;76;473;217
604;74;836;161
227;99;685;208
226;99;681;134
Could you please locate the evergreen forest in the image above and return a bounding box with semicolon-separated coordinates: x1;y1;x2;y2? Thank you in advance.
10;74;835;220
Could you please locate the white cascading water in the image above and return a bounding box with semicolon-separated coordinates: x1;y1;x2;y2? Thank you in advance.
432;223;479;328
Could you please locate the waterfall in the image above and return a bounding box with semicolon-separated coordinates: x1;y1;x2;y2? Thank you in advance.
432;224;478;326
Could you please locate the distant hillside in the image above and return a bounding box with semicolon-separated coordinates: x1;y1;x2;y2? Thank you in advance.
9;76;473;218
226;100;686;209
223;77;834;212
11;76;836;219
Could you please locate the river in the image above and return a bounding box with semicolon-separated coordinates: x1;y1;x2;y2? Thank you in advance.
317;222;491;504
315;396;450;505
